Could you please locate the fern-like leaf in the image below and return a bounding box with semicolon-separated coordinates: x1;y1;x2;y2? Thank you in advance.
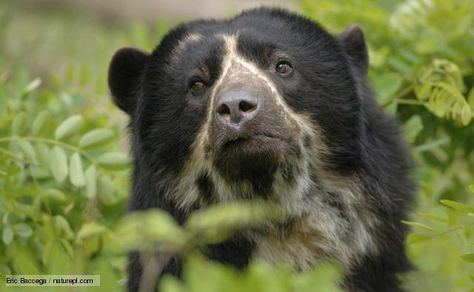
414;59;472;126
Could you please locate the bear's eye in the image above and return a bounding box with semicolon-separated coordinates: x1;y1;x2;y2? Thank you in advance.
275;61;293;77
190;80;206;95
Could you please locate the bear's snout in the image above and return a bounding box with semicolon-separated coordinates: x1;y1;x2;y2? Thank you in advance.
215;90;260;128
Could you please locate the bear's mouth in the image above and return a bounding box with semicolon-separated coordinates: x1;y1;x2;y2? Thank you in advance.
212;133;291;196
223;134;288;152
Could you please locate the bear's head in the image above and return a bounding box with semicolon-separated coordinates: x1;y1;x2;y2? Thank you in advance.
108;8;371;214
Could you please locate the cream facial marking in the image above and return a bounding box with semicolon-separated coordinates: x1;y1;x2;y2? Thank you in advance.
166;33;313;210
198;34;313;150
170;34;326;209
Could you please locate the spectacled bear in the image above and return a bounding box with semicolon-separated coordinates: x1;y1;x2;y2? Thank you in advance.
108;7;414;292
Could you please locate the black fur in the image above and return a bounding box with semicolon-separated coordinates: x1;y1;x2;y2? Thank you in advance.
196;172;216;204
108;7;414;292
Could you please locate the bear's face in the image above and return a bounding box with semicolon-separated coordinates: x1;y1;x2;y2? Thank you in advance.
108;9;369;213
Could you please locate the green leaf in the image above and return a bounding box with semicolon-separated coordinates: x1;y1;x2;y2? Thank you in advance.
293;262;342;292
185;201;285;244
35;143;51;169
13;223;33;238
414;59;472;126
113;210;187;252
440;199;474;213
97;176;117;205
84;165;97;199
54;215;74;239
50;146;68;182
23;78;41;95
468;87;474;109
97;152;130;169
419;211;449;224
387;57;411;75
69;152;85;187
60;239;74;258
461;253;474;262
31;110;49;136
160;276;187;292
372;72;403;104
407;233;431;244
77;222;106;241
11;112;27;135
18;139;37;163
44;188;66;201
2;227;13;245
54;115;84;140
11;245;40;274
29;166;49;179
404;115;423;143
401;220;434;231
78;128;114;148
42;240;53;265
415;137;450;153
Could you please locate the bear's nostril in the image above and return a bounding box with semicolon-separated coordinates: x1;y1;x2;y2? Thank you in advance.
239;100;256;113
215;91;259;125
217;104;231;117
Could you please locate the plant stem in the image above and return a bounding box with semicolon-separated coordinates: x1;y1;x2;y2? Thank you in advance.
396;99;426;106
381;84;415;107
0;136;97;164
0;146;38;165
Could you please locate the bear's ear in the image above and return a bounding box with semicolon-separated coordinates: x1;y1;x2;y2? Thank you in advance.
108;47;149;116
338;25;369;75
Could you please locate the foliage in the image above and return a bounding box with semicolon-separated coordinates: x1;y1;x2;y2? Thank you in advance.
414;59;471;125
111;201;285;252
0;70;130;291
160;256;340;292
110;205;340;292
0;0;473;291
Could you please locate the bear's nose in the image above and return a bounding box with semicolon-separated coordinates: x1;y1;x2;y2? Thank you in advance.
215;91;259;127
